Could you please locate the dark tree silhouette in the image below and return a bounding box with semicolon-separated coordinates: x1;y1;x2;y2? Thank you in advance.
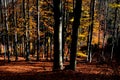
69;0;82;70
25;0;30;61
0;0;2;24
111;0;119;60
109;0;120;66
53;0;63;71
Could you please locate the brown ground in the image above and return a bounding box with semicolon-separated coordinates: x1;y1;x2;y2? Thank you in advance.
0;56;120;80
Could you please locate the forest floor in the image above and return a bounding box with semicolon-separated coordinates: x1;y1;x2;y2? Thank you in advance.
0;56;120;80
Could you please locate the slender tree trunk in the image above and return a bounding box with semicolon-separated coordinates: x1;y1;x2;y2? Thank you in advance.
4;0;10;62
12;0;18;61
14;12;18;61
0;0;2;51
25;0;30;61
97;0;103;62
101;0;108;61
0;0;2;55
62;0;67;63
87;0;95;62
22;0;25;57
46;36;49;61
53;0;63;71
50;37;53;60
36;0;40;61
43;36;46;59
0;0;2;24
69;0;82;70
22;0;26;58
1;1;6;61
111;0;119;60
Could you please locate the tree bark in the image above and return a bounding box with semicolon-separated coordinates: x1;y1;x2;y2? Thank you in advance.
36;0;40;61
69;0;82;70
87;0;95;62
4;0;10;62
14;12;18;61
111;0;119;60
25;0;30;61
53;0;63;71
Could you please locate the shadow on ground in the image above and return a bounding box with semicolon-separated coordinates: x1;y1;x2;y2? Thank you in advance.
0;70;120;80
0;57;120;80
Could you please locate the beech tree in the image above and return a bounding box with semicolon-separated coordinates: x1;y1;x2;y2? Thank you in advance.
53;0;63;70
69;0;82;70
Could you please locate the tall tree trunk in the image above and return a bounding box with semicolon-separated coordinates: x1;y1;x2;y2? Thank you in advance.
97;0;103;62
0;0;2;55
69;0;82;70
53;0;63;71
12;0;18;61
111;0;119;60
1;0;6;61
87;0;95;62
101;0;108;61
36;0;40;61
25;0;30;61
62;0;67;63
14;12;18;61
4;0;10;62
0;0;2;24
22;0;25;57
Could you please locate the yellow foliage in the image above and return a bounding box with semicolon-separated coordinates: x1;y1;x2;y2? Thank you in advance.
78;34;86;38
77;51;87;58
70;18;74;22
109;3;120;8
66;36;71;41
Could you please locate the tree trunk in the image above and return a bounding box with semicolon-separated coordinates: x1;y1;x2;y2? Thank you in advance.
25;0;30;61
12;0;18;61
87;0;95;62
0;0;2;55
22;0;25;57
53;0;63;71
101;0;108;61
69;0;82;70
36;0;40;61
62;0;67;63
0;0;2;24
111;0;119;60
4;0;10;62
14;12;18;61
